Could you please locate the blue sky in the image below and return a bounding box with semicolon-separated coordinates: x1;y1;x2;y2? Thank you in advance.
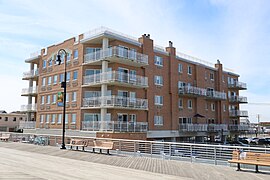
0;0;270;122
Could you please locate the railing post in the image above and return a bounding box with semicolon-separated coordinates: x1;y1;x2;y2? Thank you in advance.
214;147;217;165
190;145;193;163
169;143;172;160
150;142;153;158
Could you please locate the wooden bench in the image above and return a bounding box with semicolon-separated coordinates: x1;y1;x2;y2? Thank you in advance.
0;133;10;142
228;150;270;173
66;139;87;151
93;140;114;155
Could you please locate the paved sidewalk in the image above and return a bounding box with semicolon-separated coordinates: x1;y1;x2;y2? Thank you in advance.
0;142;269;180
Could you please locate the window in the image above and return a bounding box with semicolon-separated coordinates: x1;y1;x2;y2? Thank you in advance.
129;114;136;122
84;113;100;121
59;73;64;82
47;95;51;104
188;99;192;109
211;103;215;111
130;70;136;81
5;117;8;121
57;114;62;124
154;76;163;86
40;115;44;123
84;91;101;98
67;53;71;62
205;102;208;110
66;93;69;102
42;60;46;68
155;95;163;105
48;58;52;67
205;71;207;80
42;77;46;86
73;71;78;80
51;114;56;124
223;104;226;112
73;49;78;59
65;114;68;124
154;56;163;66
67;72;71;81
72;92;77;102
52;94;56;104
178;63;183;73
71;114;76;124
210;73;214;81
41;96;45;104
154;116;163;126
179;117;192;124
48;76;52;85
13;117;16;121
53;75;57;84
179;98;183;108
46;114;50;123
188;66;192;75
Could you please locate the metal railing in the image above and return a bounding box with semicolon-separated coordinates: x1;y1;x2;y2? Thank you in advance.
82;96;148;110
229;96;247;103
21;86;38;95
20;104;37;112
82;121;148;132
229;110;248;117
83;71;148;87
228;81;247;89
19;121;36;129
206;90;227;100
179;124;249;132
4;132;270;167
84;46;148;65
179;86;207;96
22;69;39;79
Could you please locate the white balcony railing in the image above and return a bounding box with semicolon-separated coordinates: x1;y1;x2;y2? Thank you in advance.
83;96;148;110
228;81;247;89
228;125;250;131
206;90;227;100
21;86;38;95
82;121;148;132
22;69;39;79
179;86;207;96
179;124;208;132
229;110;248;117
229;96;247;103
20;104;37;112
83;71;148;87
208;124;228;131
19;121;36;129
84;46;148;65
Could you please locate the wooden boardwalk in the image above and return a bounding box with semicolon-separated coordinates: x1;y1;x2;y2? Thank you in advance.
0;142;269;180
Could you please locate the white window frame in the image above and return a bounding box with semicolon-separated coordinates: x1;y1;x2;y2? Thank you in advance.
71;114;76;124
179;98;183;108
73;49;78;60
188;99;192;109
53;75;58;84
129;114;137;122
210;72;214;81
154;55;163;66
211;103;215;111
46;114;50;124
40;115;44;123
47;95;51;104
154;116;163;126
188;66;192;75
48;76;52;85
42;77;46;86
51;114;56;124
41;96;45;105
154;75;163;86
72;92;77;102
155;95;163;106
57;114;62;124
178;63;183;73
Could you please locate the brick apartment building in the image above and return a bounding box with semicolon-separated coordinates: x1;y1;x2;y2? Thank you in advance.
21;27;248;141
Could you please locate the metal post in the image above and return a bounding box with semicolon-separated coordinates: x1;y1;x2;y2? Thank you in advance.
214;147;217;165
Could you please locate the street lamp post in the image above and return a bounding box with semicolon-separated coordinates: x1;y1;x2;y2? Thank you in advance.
56;49;67;149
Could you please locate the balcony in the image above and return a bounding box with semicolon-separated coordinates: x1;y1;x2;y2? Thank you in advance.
82;121;148;132
229;110;248;117
229;96;248;104
228;81;247;90
228;124;250;131
22;69;39;80
178;86;207;97
20;104;37;112
179;124;208;132
21;86;38;96
19;121;36;129
83;46;148;67
206;90;227;100
83;71;148;88
208;124;228;132
82;96;148;110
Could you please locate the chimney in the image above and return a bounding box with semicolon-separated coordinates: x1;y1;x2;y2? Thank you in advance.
169;41;173;47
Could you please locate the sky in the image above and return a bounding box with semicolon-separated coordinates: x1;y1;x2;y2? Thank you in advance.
0;0;270;123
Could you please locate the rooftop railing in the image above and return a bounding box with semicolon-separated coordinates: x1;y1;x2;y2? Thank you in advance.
82;121;148;132
84;46;148;65
83;71;148;87
82;96;148;110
